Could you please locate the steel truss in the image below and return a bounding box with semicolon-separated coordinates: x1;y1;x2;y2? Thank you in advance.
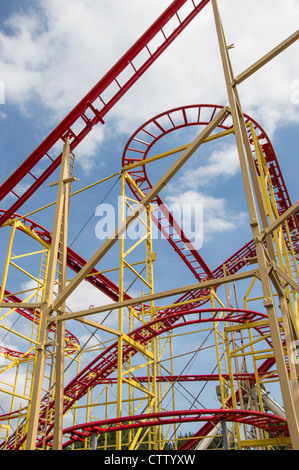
0;0;298;451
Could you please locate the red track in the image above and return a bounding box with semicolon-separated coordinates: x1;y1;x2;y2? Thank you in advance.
0;0;211;227
122;104;299;288
59;408;288;449
1;307;282;449
0;0;297;451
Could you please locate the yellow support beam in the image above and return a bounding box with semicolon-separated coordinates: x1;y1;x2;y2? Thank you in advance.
122;333;155;360
239;437;291;448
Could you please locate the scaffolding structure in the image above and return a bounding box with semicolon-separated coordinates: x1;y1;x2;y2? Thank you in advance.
0;0;298;450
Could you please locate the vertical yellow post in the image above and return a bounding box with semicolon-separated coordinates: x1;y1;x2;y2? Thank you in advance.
147;204;157;449
25;138;71;450
212;0;299;449
116;171;125;450
53;143;71;450
0;222;17;305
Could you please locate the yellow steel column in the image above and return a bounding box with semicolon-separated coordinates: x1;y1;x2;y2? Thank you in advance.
0;222;17;305
146;204;157;449
116;171;125;450
53;141;72;450
212;0;299;448
25;138;71;450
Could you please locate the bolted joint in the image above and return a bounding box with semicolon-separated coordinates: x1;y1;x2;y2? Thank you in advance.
249;217;259;228
263;297;274;308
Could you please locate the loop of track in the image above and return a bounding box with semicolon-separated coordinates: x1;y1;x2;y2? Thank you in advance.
122;104;299;311
1;307;281;449
55;409;289;449
1;103;297;448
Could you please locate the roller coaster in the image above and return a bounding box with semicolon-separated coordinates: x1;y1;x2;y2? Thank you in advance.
0;0;298;450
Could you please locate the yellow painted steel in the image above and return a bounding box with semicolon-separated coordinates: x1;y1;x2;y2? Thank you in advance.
0;121;298;450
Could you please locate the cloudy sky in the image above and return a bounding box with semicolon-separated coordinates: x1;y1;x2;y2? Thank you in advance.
0;0;298;417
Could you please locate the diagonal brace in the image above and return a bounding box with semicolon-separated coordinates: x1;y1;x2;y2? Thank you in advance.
51;107;229;314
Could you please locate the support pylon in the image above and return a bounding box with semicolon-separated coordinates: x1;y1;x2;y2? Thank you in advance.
25;138;73;450
211;0;299;449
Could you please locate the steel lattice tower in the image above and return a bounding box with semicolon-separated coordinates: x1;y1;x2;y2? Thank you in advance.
0;0;298;451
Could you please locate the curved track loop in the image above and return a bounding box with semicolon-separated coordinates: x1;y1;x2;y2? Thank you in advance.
58;408;288;449
1;307;282;449
121;104;298;449
122;104;299;310
1;103;297;449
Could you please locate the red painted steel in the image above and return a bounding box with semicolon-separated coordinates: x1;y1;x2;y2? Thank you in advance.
122;104;299;309
0;210;130;303
2;307;280;449
0;0;211;227
56;409;289;448
0;0;297;449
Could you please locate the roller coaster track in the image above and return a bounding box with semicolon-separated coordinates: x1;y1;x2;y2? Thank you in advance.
59;409;289;449
0;290;79;356
0;0;211;227
0;0;298;451
122;104;299;294
1;307;283;449
1;98;297;447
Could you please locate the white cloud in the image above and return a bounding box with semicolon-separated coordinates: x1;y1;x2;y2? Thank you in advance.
65;280;111;312
73;126;105;174
177;143;240;190
161;141;245;244
165;189;247;244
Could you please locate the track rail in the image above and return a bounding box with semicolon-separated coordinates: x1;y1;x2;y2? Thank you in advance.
56;409;289;449
0;210;130;303
0;0;211;227
1;307;280;449
122;104;299;310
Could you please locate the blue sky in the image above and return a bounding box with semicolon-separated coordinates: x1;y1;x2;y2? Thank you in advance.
0;0;298;433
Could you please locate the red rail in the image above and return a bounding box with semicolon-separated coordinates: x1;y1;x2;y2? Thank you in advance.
59;409;289;448
2;307;279;449
0;0;211;227
122;104;299;304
